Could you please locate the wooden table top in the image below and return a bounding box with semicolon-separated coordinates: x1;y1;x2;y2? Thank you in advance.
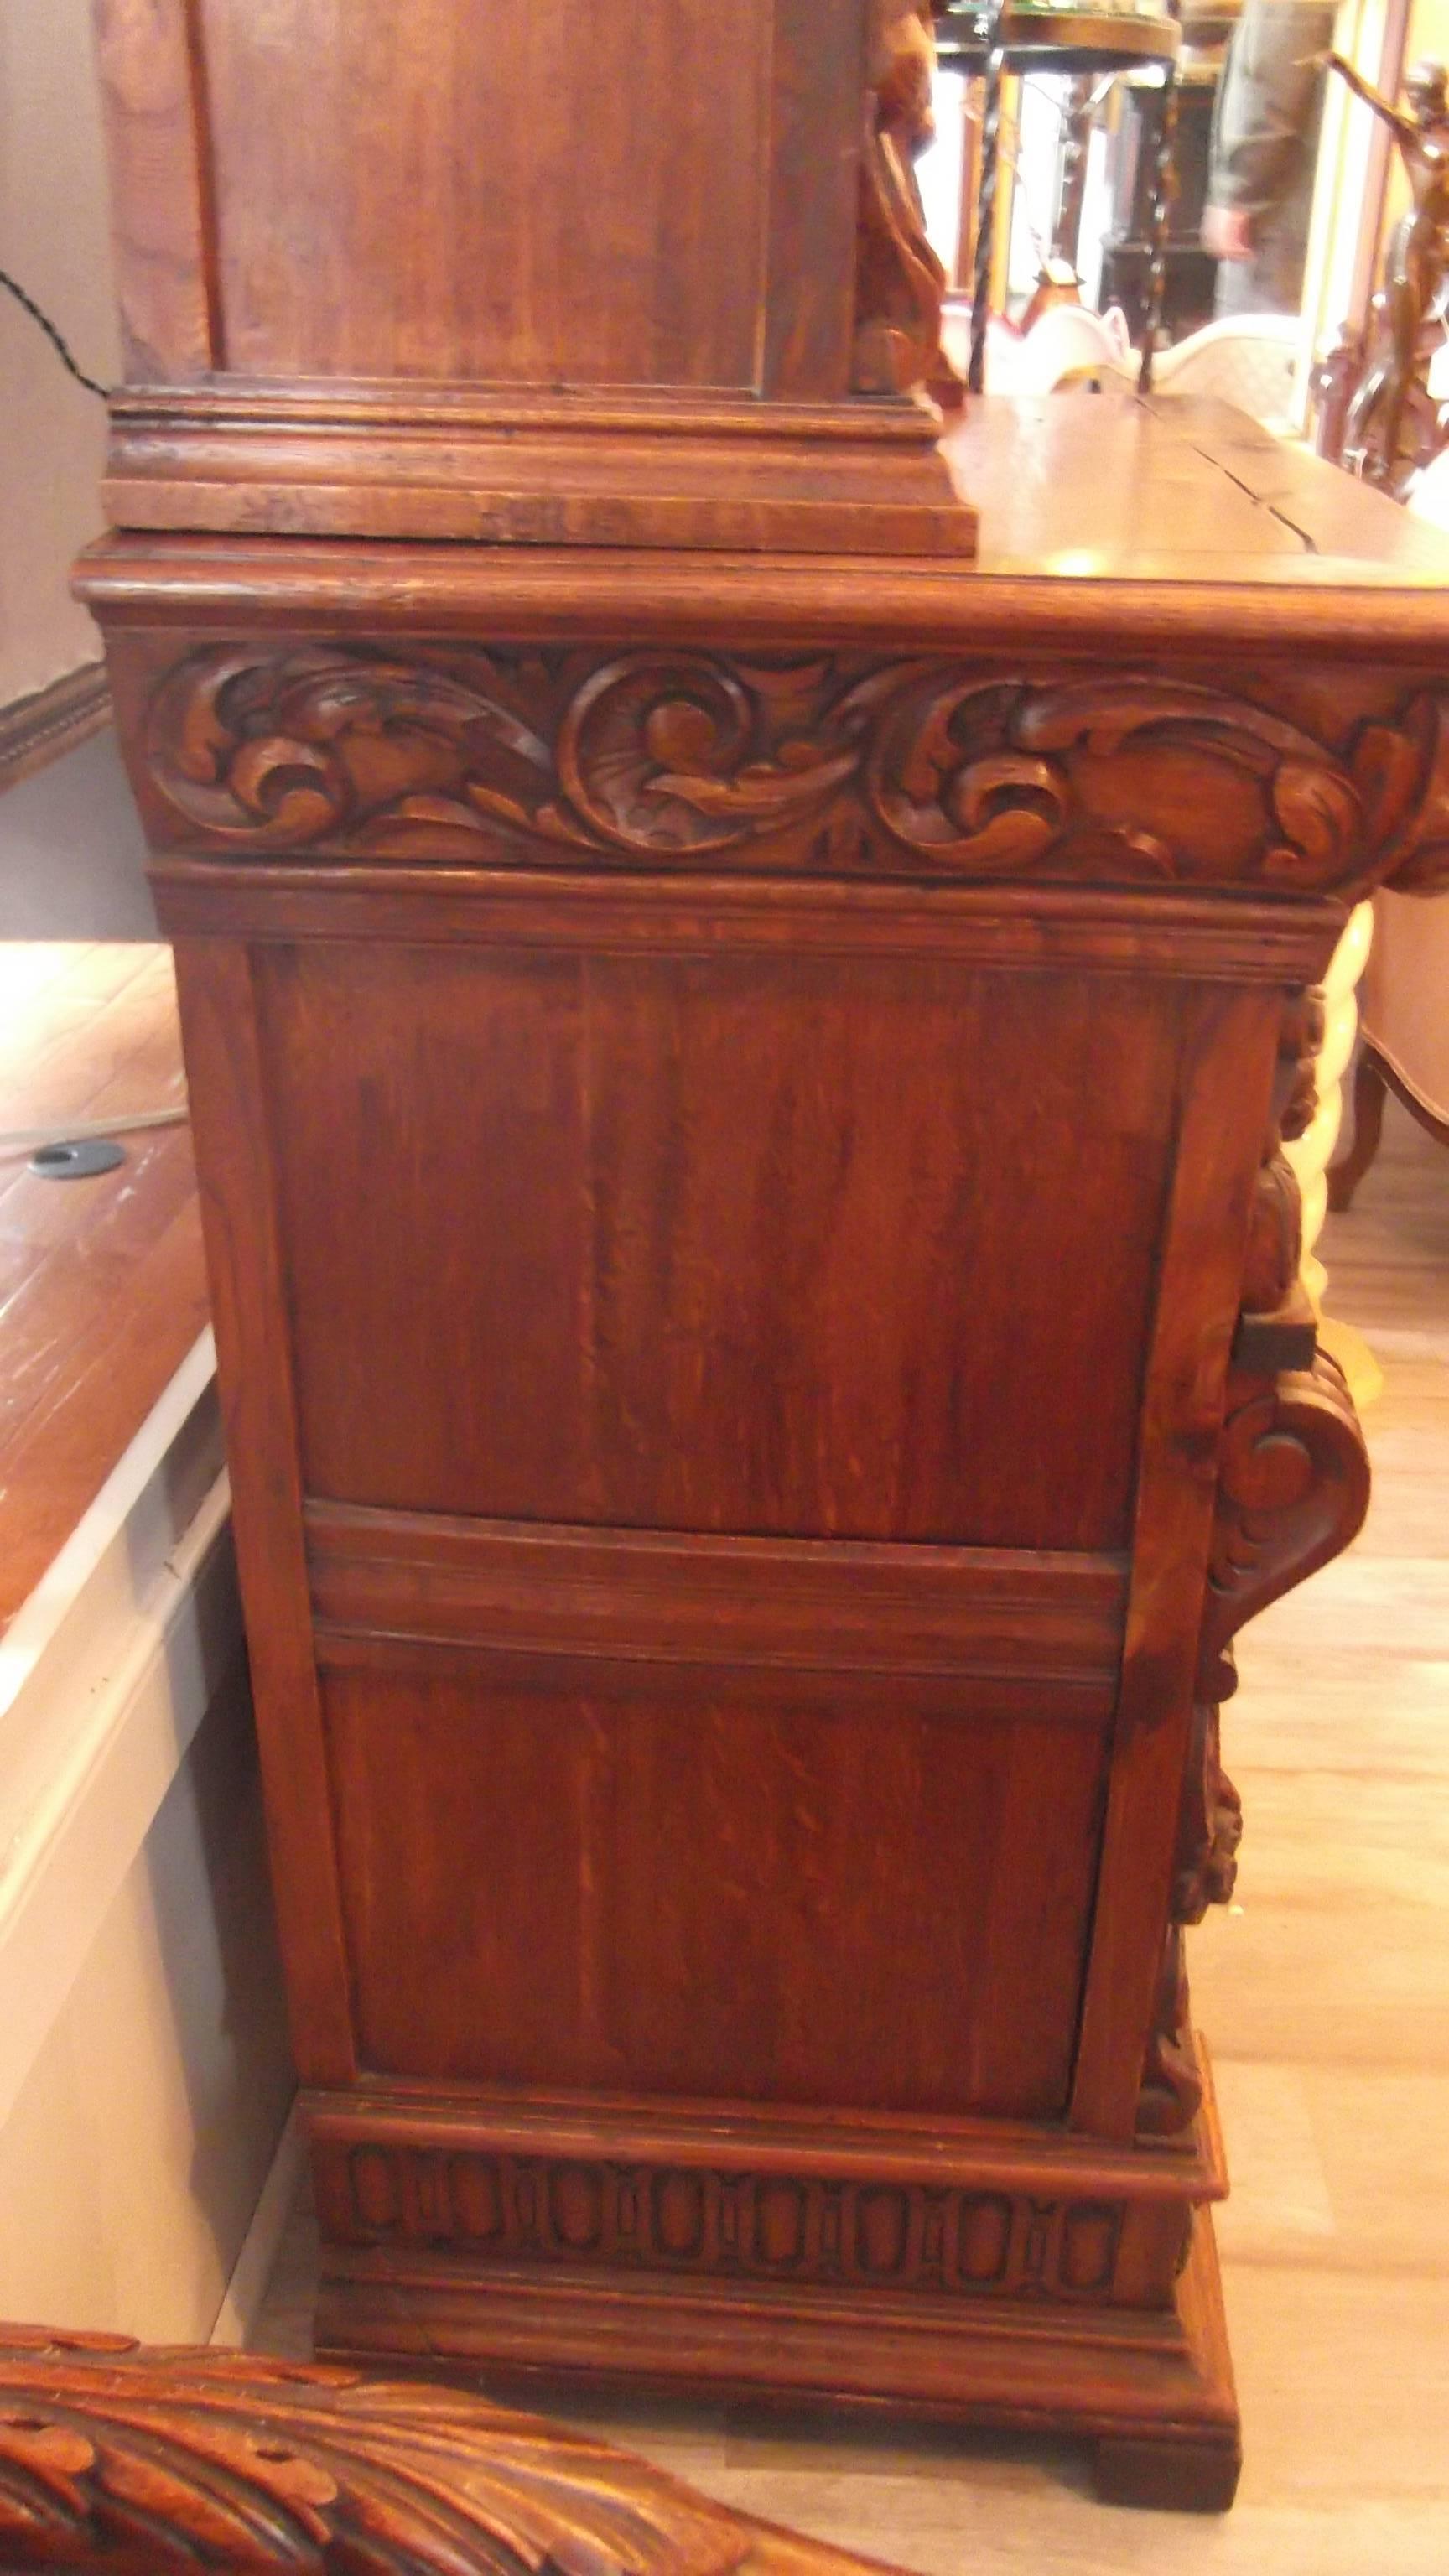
82;392;1449;664
0;943;206;1641
944;389;1449;587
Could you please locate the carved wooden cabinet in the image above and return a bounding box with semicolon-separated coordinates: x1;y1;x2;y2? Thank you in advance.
81;0;1449;2516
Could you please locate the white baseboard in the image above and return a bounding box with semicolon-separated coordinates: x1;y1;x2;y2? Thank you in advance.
209;2099;305;2350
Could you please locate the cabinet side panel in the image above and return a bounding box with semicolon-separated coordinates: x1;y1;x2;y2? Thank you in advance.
320;1659;1113;2117
93;0;220;378
763;0;866;397
253;943;1181;1550
169;938;355;2081
195;0;773;387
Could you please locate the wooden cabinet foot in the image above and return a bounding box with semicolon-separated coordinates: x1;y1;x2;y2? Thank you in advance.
1093;2433;1242;2512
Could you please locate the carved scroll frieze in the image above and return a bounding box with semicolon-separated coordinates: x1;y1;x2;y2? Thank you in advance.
143;644;1449;897
1197;1351;1370;1707
310;2141;1132;2307
0;2328;756;2575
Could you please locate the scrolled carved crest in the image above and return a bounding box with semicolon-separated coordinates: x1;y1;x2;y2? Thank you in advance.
143;645;1449;898
0;2327;845;2576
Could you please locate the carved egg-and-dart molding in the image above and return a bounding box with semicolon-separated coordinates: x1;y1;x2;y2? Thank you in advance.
143;643;1449;896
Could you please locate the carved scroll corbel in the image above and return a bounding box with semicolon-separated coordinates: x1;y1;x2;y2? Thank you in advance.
1139;1345;1366;2137
1138;986;1368;2139
1197;1353;1370;1707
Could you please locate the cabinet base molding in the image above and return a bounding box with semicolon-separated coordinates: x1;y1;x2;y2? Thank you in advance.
104;392;977;558
304;2060;1239;2510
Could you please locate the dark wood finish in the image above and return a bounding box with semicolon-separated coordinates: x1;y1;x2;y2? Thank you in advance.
198;0;770;389
0;2325;903;2574
91;0;221;382
90;0;970;557
169;938;354;2083
321;1657;1109;2110
1070;984;1280;2142
304;1502;1127;1680
252;945;1177;1542
79;4;1449;2487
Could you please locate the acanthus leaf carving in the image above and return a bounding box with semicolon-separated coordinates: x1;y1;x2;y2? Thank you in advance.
1173;1701;1244;1929
1136;1711;1243;2140
1352;688;1449;892
143;643;1449;899
0;2330;756;2576
1135;1927;1202;2141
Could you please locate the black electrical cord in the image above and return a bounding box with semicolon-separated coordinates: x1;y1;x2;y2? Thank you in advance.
0;265;110;401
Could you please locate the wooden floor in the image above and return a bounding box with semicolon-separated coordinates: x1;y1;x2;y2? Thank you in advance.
0;943;205;1636
252;1098;1449;2573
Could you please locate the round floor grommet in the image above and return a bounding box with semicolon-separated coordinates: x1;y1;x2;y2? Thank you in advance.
29;1138;127;1180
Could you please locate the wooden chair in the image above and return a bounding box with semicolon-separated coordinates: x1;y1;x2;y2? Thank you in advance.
0;2325;899;2575
1326;438;1449;1211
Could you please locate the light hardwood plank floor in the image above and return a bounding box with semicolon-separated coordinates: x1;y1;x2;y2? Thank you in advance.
252;1097;1449;2572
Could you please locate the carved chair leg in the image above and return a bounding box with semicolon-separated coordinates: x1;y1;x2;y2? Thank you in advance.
1327;1046;1388;1213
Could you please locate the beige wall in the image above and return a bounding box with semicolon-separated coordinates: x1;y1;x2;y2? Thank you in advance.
0;0;120;709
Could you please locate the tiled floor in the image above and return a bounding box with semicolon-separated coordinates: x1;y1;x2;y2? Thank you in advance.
252;1098;1449;2573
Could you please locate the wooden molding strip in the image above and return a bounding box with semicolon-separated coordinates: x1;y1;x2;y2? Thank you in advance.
311;2210;1240;2452
304;2066;1226;2205
151;867;1340;986
0;663;111;794
77;527;1449;656
306;1500;1128;1693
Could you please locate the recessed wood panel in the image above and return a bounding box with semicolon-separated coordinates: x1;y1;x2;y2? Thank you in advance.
256;941;1180;1547
196;0;772;386
323;1663;1111;2116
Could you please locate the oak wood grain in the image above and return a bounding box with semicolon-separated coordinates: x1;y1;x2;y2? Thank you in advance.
169;937;354;2085
78;8;1438;2491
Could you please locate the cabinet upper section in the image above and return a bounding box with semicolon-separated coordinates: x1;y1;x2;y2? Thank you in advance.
91;0;973;553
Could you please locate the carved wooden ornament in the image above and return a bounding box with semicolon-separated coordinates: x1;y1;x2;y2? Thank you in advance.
141;646;1449;900
0;2327;899;2576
